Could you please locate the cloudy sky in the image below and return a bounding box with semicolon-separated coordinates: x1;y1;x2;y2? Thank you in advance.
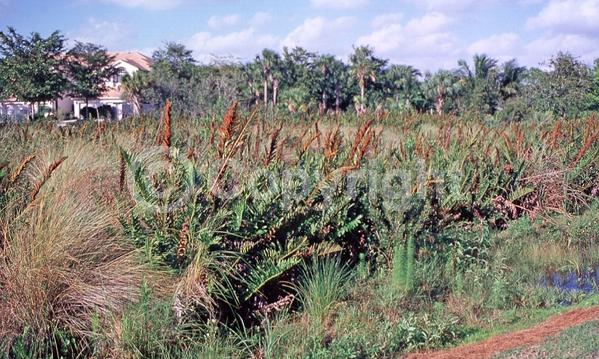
1;0;598;70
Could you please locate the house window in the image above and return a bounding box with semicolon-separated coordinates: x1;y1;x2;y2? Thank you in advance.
112;74;122;85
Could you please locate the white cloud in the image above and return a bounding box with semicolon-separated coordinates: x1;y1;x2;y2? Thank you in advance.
371;13;402;28
466;31;599;68
207;14;240;29
72;18;132;49
282;16;355;55
526;0;599;35
357;12;458;70
524;33;599;65
310;0;368;9
249;11;272;27
411;0;495;12
99;0;186;10
188;27;279;62
467;33;521;62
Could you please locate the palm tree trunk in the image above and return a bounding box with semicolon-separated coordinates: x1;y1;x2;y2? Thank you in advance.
263;80;268;105
359;77;366;113
133;96;141;117
273;78;279;106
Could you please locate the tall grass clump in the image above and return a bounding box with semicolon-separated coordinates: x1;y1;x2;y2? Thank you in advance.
0;146;153;357
296;258;351;323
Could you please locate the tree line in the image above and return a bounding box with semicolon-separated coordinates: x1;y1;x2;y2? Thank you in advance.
1;27;599;120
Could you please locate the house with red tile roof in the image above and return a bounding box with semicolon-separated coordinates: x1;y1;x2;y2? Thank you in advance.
73;52;153;120
0;51;152;121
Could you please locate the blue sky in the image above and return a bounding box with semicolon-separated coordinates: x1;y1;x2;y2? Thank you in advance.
1;0;598;70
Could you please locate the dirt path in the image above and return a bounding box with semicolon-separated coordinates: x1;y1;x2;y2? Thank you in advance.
405;305;599;359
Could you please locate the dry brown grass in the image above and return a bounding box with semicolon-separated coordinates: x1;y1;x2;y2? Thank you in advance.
0;145;156;350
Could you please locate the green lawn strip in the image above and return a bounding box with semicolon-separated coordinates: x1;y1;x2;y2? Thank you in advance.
459;294;599;346
495;320;599;359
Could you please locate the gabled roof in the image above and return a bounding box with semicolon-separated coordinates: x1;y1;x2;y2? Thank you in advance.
110;52;153;71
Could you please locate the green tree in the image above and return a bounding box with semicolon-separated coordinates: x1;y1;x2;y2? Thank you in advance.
423;70;463;115
384;65;423;112
242;61;263;106
524;52;592;116
121;70;151;117
312;54;351;113
279;47;316;112
255;49;282;106
148;42;196;108
0;27;67;117
282;46;315;87
498;59;526;102
586;58;599;111
66;42;120;117
187;60;247;116
457;54;500;114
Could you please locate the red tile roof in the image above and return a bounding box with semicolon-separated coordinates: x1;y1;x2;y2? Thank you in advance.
110;51;153;71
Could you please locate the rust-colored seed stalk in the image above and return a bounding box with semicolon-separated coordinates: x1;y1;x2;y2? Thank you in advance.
10;155;36;184
264;125;282;166
218;101;238;158
119;152;126;193
30;156;68;202
162;100;172;151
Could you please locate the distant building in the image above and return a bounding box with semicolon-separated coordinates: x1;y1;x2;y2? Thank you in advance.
0;51;153;121
73;52;153;120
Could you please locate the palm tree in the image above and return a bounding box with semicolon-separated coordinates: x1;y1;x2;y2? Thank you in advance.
350;45;385;113
498;59;526;101
423;70;463;115
457;54;499;113
385;65;422;111
457;54;498;87
313;54;349;113
255;49;281;106
314;55;332;113
121;70;151;117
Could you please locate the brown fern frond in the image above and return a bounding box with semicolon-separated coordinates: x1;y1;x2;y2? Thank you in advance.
218;101;238;159
10;155;36;184
324;124;341;161
162;100;172;151
264;125;282;166
277;135;288;163
210;108;257;196
572;127;599;166
314;121;322;148
30;156;67;202
177;218;190;263
348;119;373;164
549;120;562;149
354;126;374;167
119;152;126;193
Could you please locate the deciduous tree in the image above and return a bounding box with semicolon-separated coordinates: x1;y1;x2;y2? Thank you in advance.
0;27;67;117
